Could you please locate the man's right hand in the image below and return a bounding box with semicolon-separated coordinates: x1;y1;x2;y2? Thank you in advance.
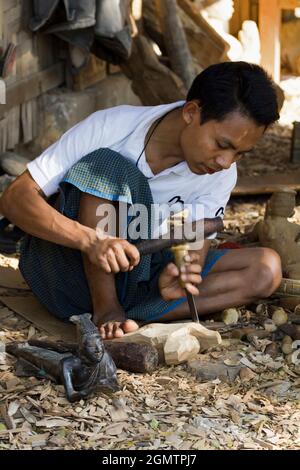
84;234;140;273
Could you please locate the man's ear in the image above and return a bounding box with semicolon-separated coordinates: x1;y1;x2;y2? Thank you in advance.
182;101;201;125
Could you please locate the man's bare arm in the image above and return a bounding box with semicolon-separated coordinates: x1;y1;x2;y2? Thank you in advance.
0;171;96;251
0;171;139;272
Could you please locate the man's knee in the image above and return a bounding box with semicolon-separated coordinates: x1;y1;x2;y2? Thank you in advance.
247;248;282;299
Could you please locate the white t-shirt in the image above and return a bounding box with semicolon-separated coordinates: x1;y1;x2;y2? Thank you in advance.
28;102;237;237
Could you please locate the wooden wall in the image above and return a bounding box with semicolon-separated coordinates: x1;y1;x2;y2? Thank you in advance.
0;0;64;153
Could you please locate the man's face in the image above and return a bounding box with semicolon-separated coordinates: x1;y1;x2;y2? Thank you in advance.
180;103;265;175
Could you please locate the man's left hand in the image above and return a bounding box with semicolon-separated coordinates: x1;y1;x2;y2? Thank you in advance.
159;253;202;301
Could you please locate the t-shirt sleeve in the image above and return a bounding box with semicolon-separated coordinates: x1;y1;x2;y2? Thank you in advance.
27;109;108;197
190;165;237;239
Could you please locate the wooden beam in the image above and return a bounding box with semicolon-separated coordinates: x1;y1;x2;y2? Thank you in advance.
230;0;251;36
279;0;300;8
0;62;65;119
232;172;300;196
120;35;186;105
177;0;230;59
156;0;195;88
259;0;281;83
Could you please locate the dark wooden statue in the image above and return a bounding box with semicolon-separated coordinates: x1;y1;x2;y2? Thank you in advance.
6;313;119;402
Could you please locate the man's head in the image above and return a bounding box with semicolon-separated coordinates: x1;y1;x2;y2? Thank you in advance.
180;62;280;175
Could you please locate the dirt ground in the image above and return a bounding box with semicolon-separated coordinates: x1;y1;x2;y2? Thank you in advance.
0;78;300;451
0;254;300;451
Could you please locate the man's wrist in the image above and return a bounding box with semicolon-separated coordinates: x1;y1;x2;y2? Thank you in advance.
75;222;97;253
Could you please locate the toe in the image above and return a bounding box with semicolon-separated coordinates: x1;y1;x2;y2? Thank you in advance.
113;327;125;338
121;319;139;333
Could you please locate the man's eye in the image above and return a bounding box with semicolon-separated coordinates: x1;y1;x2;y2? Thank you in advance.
216;141;228;150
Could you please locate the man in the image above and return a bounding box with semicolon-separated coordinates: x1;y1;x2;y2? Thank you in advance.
0;62;282;339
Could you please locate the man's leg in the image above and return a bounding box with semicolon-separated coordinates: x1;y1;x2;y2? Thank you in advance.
78;193;139;338
156;247;282;321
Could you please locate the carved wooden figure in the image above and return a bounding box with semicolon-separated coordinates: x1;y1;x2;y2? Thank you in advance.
250;189;300;279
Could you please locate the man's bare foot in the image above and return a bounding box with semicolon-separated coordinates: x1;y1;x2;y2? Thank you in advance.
97;319;139;340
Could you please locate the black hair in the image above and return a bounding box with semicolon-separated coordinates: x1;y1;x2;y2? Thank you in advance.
186;62;280;127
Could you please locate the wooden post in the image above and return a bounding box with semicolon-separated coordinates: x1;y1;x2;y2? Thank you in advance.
156;0;195;89
0;2;3;41
259;0;281;83
230;0;251;36
121;35;186;105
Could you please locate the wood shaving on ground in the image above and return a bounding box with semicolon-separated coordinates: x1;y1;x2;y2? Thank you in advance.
0;253;300;450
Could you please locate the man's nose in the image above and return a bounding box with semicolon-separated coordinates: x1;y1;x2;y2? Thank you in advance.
215;153;233;170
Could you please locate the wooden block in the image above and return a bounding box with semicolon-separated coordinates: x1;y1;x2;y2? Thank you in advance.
104;341;159;373
112;322;222;365
164;328;200;365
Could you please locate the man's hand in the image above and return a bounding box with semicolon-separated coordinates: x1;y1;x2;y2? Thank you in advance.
159;252;202;301
84;234;140;274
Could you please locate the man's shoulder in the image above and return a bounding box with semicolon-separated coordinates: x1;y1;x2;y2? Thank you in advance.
88;102;185;142
92;103;170;118
90;104;144;122
91;101;185;123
